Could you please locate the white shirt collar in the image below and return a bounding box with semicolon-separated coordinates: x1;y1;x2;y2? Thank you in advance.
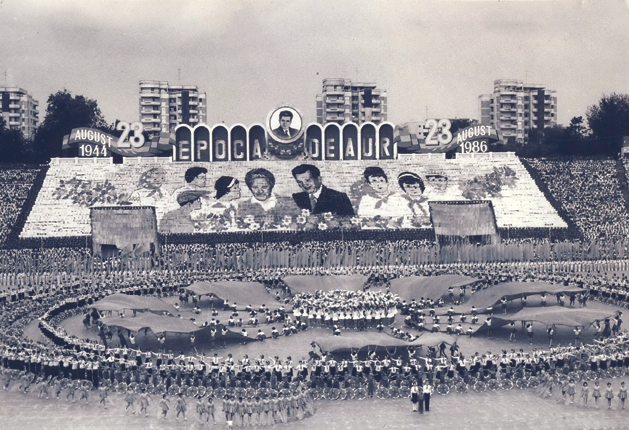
251;194;277;211
312;186;323;200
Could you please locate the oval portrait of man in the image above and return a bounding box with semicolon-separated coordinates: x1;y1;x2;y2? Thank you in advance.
267;106;304;143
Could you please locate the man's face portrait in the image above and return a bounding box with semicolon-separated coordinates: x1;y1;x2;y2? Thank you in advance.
294;171;322;195
250;177;272;201
191;173;207;188
280;115;292;131
367;176;388;195
404;183;424;200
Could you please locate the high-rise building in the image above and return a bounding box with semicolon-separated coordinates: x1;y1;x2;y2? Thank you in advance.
0;87;39;139
316;78;387;125
139;81;207;133
479;79;557;144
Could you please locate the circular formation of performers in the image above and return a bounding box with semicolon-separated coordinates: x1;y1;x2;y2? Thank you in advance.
2;259;629;426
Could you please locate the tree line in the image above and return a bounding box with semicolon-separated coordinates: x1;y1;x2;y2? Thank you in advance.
0;89;123;164
500;93;629;158
2;90;629;164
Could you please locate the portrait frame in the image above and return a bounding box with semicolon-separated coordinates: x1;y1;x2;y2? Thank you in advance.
266;106;304;143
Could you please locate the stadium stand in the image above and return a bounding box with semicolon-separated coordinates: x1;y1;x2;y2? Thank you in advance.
0;164;45;248
526;157;629;240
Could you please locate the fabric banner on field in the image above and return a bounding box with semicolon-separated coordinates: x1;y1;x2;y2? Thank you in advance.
493;307;616;328
283;275;368;294
102;313;200;334
184;281;284;310
442;281;583;315
315;331;455;354
91;294;177;314
388;275;478;302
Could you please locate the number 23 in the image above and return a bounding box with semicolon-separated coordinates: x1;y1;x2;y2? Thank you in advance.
424;119;452;146
116;122;145;148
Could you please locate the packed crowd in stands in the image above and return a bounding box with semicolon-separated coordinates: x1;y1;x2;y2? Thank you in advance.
0;167;41;246
526;157;629;241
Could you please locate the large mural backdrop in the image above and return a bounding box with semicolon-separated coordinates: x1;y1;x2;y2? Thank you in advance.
21;154;566;238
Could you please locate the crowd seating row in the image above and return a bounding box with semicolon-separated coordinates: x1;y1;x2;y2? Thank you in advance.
526;158;629;240
0;167;41;246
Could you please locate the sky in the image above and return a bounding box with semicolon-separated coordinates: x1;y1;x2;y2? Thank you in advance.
1;0;628;127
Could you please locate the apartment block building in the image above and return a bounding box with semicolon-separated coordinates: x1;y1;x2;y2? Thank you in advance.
479;79;557;144
139;81;207;133
316;78;387;125
0;87;39;138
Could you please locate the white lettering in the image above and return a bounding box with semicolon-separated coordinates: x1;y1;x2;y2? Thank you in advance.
381;137;390;157
233;140;245;160
309;139;320;158
252;139;262;159
196;140;208;160
363;137;373;157
178;142;190;161
344;138;355;158
215;139;227;160
326;138;337;159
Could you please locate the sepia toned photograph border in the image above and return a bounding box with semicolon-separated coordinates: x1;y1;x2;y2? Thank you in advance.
1;0;629;429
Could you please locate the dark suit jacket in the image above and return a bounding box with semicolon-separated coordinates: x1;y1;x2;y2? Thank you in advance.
272;127;300;139
292;185;355;216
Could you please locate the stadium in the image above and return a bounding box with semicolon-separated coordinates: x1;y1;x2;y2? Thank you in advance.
3;102;629;430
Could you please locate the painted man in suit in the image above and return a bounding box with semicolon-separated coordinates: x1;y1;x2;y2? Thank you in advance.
291;164;354;216
271;110;300;140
